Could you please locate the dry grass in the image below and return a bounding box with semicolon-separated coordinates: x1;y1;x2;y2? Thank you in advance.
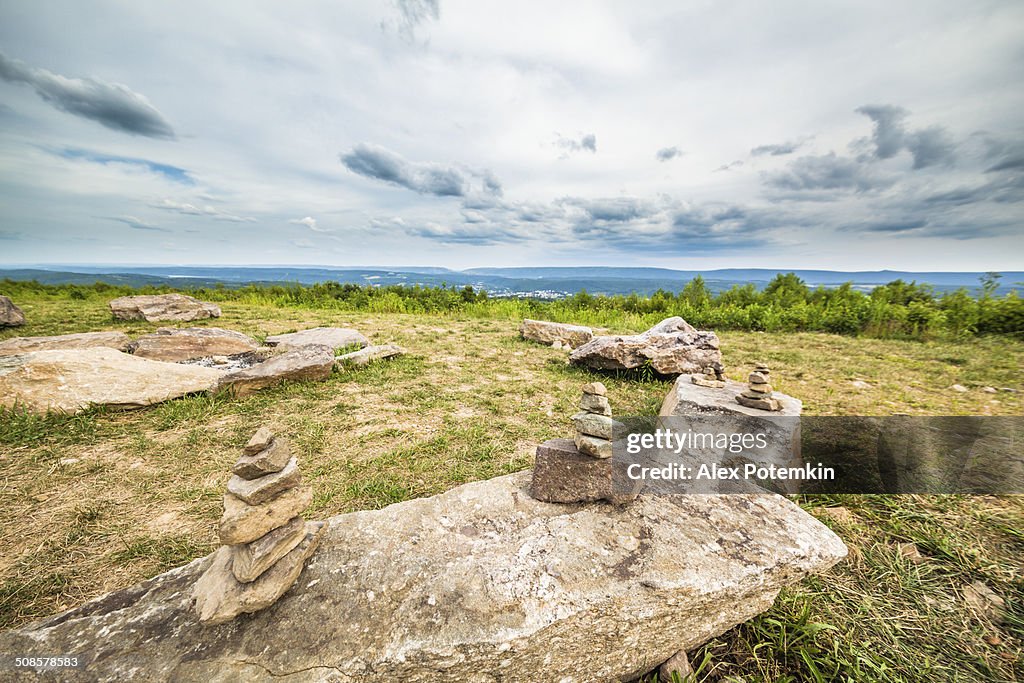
1;296;1022;681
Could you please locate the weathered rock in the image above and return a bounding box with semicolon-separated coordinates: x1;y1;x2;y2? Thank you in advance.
569;317;722;376
530;438;637;504
265;327;368;351
219;485;313;544
951;384;968;393
0;295;26;327
217;344;334;397
962;581;1005;623
336;343;404;367
691;375;726;389
749;372;769;385
0;330;132;356
109;293;221;322
131;327;259;362
580;393;612;416
0;348;222;414
227;457;301;505
572;411;614;440
662;374;802;418
658;650;693;683
195;522;326;625
582;381;607;396
736;395;781;411
0;471;846;682
520;319;594;348
243;426;276;455
234;437;292;479
575;432;613;458
230;516;309;583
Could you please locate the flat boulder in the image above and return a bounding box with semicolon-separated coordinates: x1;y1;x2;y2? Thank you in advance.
131;327;259;362
265;327;368;351
109;294;221;322
218;344;334;397
569;316;722;376
0;347;223;414
0;331;132;356
0;295;25;327
335;343;404;367
0;471;846;682
520;319;594;349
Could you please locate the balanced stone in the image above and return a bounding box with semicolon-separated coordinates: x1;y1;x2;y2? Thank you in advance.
529;438;638;504
572;411;614;440
219;485;313;544
575;433;613;458
748;372;769;384
230;516;309;583
745;383;773;395
736;395;782;411
582;381;607;396
233;438;291;480
227;457;301;505
580;393;612;416
243;426;275;455
194;522;326;625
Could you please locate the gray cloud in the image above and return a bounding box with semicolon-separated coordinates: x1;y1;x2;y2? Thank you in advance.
152;199;253;222
0;52;175;139
987;154;1024;173
751;141;803;156
109;215;170;232
855;105;954;169
556;133;597;156
765;153;889;192
656;146;683;162
340;143;501;198
714;160;743;172
843;218;929;234
392;0;439;40
561;197;654;224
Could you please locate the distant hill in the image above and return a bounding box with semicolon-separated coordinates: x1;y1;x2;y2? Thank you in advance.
1;265;1020;298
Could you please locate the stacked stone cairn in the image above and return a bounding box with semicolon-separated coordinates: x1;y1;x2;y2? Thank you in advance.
530;382;639;504
735;364;782;411
691;362;726;388
193;427;326;624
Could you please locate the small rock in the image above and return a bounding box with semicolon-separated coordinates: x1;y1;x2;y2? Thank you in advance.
572;412;614;440
550;341;564;350
227;458;301;506
581;382;607;396
233;437;292;480
335;344;405;368
219;485;313;545
963;581;1005;623
579;393;612;416
951;384;969;393
982;387;997;394
574;433;612;459
816;506;856;525
897;542;925;564
735;395;781;411
749;372;769;385
243;427;276;456
691;375;726;389
230;516;309;583
851;380;871;389
529;438;637;504
658;650;693;683
745;383;773;395
0;295;25;327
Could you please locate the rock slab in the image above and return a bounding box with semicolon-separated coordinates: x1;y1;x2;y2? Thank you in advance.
265;327;368;351
109;294;221;322
131;327;259;362
336;343;404;367
217;344;334;397
0;348;223;414
0;295;26;327
0;471;846;682
520;319;594;348
569;317;722;376
0;331;132;356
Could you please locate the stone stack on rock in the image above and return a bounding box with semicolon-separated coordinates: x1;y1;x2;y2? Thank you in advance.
193;427;326;625
530;383;638;505
736;365;782;411
691;363;726;388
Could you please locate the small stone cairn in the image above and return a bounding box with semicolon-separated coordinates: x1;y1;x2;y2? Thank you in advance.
691;362;726;388
530;383;639;504
735;364;782;411
193;427;326;624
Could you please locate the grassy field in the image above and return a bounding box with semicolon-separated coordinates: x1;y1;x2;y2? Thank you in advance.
1;293;1022;682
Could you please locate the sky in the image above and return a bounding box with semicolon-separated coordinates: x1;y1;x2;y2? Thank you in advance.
0;0;1022;271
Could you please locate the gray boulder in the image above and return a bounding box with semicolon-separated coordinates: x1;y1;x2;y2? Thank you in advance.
569;317;722;376
0;295;25;327
0;331;132;356
0;347;222;414
217;344;334;397
265;327;368;351
520;319;594;349
131;327;259;362
0;471;845;682
109;294;221;322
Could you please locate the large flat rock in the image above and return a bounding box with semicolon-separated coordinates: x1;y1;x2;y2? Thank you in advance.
217;344;334;397
0;347;223;414
569;317;722;376
520;319;594;348
660;373;802;417
0;472;846;682
0;331;132;356
265;327;368;351
131;327;259;362
109;294;221;322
